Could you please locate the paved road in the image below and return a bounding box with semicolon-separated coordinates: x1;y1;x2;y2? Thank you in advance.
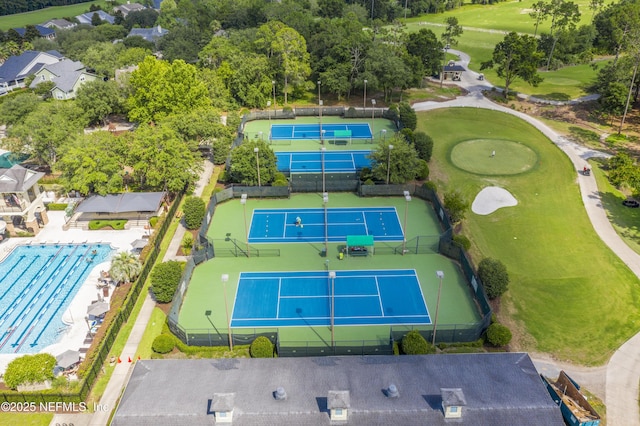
417;59;640;425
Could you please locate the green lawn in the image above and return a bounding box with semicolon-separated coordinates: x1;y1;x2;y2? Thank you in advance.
590;158;640;255
421;107;640;365
137;307;167;359
0;1;108;30
0;413;52;426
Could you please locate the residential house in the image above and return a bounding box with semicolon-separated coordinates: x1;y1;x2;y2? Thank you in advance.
0;50;63;93
111;353;565;425
127;25;168;43
151;0;164;10
41;19;77;31
29;59;99;100
113;2;146;17
75;10;115;26
12;25;56;40
0;164;49;236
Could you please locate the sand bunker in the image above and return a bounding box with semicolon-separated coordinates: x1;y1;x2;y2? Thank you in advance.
472;186;518;215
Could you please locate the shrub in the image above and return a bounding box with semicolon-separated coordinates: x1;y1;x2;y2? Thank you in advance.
444;190;469;223
364;178;375;186
486;323;512;346
478;257;509;299
88;220;126;230
416;159;429;180
400;128;415;143
345;106;357;118
272;178;288;186
4;353;56;390
399;101;417;131
401;330;429;355
423;181;437;192
413;132;434;162
181;233;194;255
359;167;373;182
212;138;231;165
250;336;274;358
151;261;184;303
183;196;206;230
452;234;471;250
282;105;293;112
152;334;175;354
149;216;159;227
46;203;68;211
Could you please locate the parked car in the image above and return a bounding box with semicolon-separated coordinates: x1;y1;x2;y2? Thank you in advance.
622;199;640;208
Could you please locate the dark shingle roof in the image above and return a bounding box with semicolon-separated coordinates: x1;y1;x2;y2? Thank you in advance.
444;64;466;72
76;192;165;214
112;353;564;426
12;25;55;38
127;26;168;42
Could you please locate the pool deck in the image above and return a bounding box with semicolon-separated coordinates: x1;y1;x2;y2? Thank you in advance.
0;210;148;374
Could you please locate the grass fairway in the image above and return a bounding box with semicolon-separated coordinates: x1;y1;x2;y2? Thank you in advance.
421;107;640;365
0;1;107;30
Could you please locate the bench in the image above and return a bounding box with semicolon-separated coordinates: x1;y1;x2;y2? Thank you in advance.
348;246;368;257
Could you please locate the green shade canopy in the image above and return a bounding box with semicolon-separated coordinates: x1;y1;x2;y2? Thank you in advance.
346;235;374;247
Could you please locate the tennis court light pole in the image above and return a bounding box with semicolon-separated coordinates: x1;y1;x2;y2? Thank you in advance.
329;270;336;348
323;192;329;256
221;274;233;350
386;144;394;184
240;194;250;258
432;271;444;346
371;99;376;143
321;147;326;194
402;190;411;255
254;147;261;187
272;80;276;117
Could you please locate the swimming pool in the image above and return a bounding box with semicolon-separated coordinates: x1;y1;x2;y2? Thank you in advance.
0;243;112;354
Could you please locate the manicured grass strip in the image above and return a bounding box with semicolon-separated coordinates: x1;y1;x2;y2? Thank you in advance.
137;308;167;359
0;413;52;426
590;158;640;255
421;107;640;365
0;1;108;30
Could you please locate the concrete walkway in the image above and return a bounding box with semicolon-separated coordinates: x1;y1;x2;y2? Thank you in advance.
49;159;215;426
417;57;640;425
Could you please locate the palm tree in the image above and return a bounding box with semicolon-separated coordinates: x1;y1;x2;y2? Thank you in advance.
109;252;143;284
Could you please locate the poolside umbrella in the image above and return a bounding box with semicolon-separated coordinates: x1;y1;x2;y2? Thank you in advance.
56;350;81;370
131;239;148;250
87;301;110;317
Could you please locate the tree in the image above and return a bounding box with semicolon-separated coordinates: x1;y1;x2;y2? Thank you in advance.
365;41;411;101
229;140;278;185
544;0;581;70
4;354;55;390
151;261;183;303
157;26;207;63
183;196;206;230
486;323;513;346
598;81;627;124
440;17;463;87
406;28;443;77
91;12;104;26
123;9;159;30
481;32;543;98
398;102;417;131
55;131;126;196
7;101;86;166
318;0;345;18
368;136;421;184
160;107;231;145
0;92;40;126
127;56;211;123
80;42;125;78
401;330;432;354
23;25;41;42
477;257;510;299
413;132;434;162
269;23;311;104
250;336;274;358
128;124;202;192
109;251;143;284
529;1;550;37
443;190;468;223
76;80;124;126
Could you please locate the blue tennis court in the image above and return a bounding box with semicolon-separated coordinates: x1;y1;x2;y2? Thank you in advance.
231;269;430;327
270;123;372;140
276;150;371;173
248;207;404;243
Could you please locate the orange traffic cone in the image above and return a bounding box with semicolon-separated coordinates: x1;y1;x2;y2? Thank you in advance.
117;357;122;363
137;356;141;361
128;357;132;363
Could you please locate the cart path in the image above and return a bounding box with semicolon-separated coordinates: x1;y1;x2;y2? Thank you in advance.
414;57;640;425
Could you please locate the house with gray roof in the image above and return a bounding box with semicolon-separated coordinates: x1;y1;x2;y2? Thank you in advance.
114;2;147;17
75;10;115;25
0;50;63;93
41;19;77;30
0;165;49;236
127;25;168;43
111;353;564;426
12;25;56;40
29;59;99;100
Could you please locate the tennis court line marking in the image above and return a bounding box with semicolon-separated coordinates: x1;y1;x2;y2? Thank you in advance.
232;314;431;322
276;278;282;319
374;276;384;317
279;294;380;299
361;212;369;234
240;271;418;279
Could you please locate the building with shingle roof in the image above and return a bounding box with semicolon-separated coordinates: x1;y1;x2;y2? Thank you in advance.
41;19;77;30
111;353;564;426
0;50;63;93
114;2;147;17
127;25;168;43
29;59;99;100
12;25;56;40
75;10;115;25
